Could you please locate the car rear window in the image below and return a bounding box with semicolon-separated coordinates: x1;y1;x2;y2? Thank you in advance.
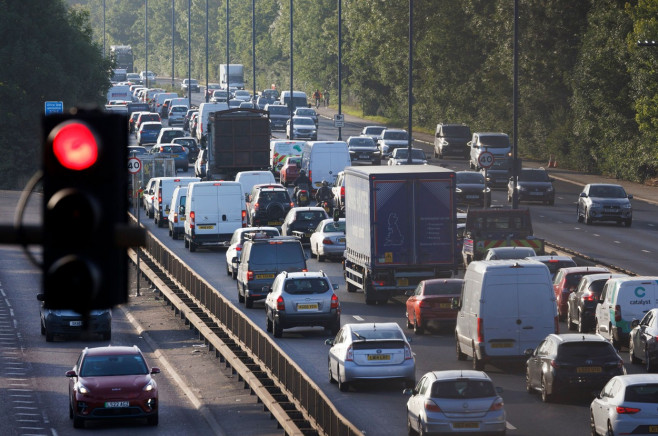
143;124;162;131
350;329;403;341
424;282;462;296
624;384;658;403
258;191;290;203
284;278;330;295
322;221;346;233
431;379;495;399
249;242;303;266
296;211;326;221
557;342;616;359
352;340;405;350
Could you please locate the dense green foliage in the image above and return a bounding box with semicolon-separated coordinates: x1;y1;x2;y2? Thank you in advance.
0;0;111;189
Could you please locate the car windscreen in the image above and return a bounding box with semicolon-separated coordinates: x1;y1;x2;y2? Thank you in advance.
479;136;509;148
80;355;148;377
624;385;658;403
456;173;485;184
294;118;314;126
541;260;577;274
364;127;385;135
174;138;196;148
348;137;376;147
431;379;495;399
258;191;290;203
162;131;184;141
589;185;627;198
384;131;408;140
322;221;346;233
268;106;289;115
142;114;160;122
423;281;462;296
143;124;162;131
350;328;403;341
284;278;330;295
557;342;616;359
520;170;550;182
441;125;471;137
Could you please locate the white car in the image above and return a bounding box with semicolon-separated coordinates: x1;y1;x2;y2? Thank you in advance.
225;227;279;279
387;147;428;165
286;116;317;140
309;218;346;262
591;374;658;436
378;128;409;158
233;90;252;102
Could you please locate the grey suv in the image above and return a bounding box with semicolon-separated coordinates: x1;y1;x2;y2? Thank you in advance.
508;168;555;205
264;271;340;338
235;236;307;308
577;183;633;226
433;123;471;159
265;104;290;131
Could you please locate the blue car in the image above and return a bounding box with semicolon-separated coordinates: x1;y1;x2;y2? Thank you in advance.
138;121;163;145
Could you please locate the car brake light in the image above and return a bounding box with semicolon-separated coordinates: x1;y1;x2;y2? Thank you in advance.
615;305;622;322
254;203;259;210
340;186;345;197
247;271;253;281
189;211;195;228
302;268;308;272
242;210;247;227
173;213;178;223
583;293;594;302
424;399;441;413
236;245;242;252
477;317;484;343
276;295;285;311
489;398;504;411
330;293;339;309
158;188;162;204
290;202;295;208
404;344;413;360
616;406;640;414
323;238;334;245
345;345;353;361
550;360;560;369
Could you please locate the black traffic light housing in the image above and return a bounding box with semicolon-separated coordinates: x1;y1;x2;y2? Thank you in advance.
42;108;128;313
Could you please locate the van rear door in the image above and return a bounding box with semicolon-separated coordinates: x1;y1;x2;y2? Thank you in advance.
215;184;246;239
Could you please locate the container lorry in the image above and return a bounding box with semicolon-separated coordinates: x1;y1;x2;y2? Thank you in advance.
219;64;245;90
205;108;271;180
343;165;458;305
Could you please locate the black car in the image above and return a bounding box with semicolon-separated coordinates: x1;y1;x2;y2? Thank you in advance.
508;168;555;205
525;333;625;402
280;207;329;242
247;184;293;226
346;136;382;165
172;137;200;163
567;273;626;333
455;171;490;208
433;123;471;159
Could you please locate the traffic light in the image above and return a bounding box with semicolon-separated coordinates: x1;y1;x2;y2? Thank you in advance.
42;108;128;313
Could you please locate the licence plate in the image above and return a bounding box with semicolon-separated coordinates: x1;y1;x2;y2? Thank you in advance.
267;221;282;226
466;195;479;199
453;422;479;429
180;216;186;221
367;354;391;361
359;154;369;159
439;303;451;309
105;401;129;408
604;208;617;213
339;238;346;243
69;321;83;327
577;366;602;373
649;426;658;433
297;303;318;310
530;192;543;196
198;225;214;229
397;278;409;287
255;274;275;279
490;342;513;348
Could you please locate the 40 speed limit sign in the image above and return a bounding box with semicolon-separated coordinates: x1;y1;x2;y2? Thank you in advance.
478;151;495;169
128;157;142;174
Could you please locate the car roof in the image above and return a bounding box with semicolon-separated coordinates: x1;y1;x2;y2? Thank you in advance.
281;271;327;279
488;246;535;253
421;278;465;286
83;345;141;356
344;322;401;332
557;266;609;275
430;370;491;382
580;273;627;284
549;333;610;344
611;374;658;387
526;255;573;262
291;207;326;212
253;183;286;191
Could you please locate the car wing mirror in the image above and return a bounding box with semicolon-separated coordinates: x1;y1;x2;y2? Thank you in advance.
402;388;414;396
332;284;339;290
232;256;239;265
628;194;634;200
324;338;334;346
262;286;271;293
37;293;45;302
495;386;504;394
405;290;414;297
631;319;640;328
151;367;161;374
451;297;461;310
524;348;535;357
65;370;77;378
579;192;587;198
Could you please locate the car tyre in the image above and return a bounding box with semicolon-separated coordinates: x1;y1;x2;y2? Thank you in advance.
266;312;273;332
456;339;467;361
346;281;357;293
273;317;283;338
337;370;349;392
567;309;576;331
526;369;533;393
541;376;552;403
413;317;424;335
417;418;425;436
40;321;45;335
578;313;587;333
364;279;377;305
237;285;245;303
73;416;85;429
147;412;159;426
406;313;413;329
625;218;632;227
317;249;325;263
585;209;593;225
473;351;484;371
226;264;232;276
577;207;584;223
590;413;598;436
647;349;656;373
406;414;416;436
607;421;615;436
629;339;640;364
45;329;54;342
329;320;340;336
328;360;336;384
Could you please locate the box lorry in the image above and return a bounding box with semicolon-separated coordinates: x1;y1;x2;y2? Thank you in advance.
219;64;245;90
205;108;271;180
343;166;458;305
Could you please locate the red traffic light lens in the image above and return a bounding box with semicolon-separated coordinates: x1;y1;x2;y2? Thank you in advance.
51;121;99;170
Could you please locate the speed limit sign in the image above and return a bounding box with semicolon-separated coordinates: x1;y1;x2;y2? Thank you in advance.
128;157;142;174
478;151;494;169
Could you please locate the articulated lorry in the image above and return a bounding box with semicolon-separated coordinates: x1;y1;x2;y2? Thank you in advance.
219;64;245;90
205;108;271;180
343;166;458;305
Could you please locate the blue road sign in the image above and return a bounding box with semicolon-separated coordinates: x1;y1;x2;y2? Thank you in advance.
44;101;64;115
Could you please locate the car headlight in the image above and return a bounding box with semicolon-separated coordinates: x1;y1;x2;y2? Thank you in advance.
518;185;527;191
589;202;602;209
143;379;156;392
455;187;463;193
622;203;632;209
484;187;491;193
546;186;554;192
76;382;90;395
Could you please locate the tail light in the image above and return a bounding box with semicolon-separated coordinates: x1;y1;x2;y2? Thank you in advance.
173;213;178;223
323;238;334;245
489;397;505;411
550;360;560;369
290;202;295;208
236;244;242;252
242;210;247;227
308;170;312;182
189;211;195;229
158;188;162;204
617;360;624;369
583;293;594;302
554;316;560;334
253;203;260;211
616;406;640;414
418;298;430;308
340;186;345;197
330;293;339;309
477;317;484;343
615;305;622;322
404;344;413;360
424;399;441;413
276;295;285;311
345;345;353;361
246;271;254;281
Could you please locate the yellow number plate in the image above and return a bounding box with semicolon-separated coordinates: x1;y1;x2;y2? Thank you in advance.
339;238;346;243
268;221;282;226
439;303;451;309
255;274;275;279
297;304;318;310
180;216;186;221
367;354;391;361
490;342;513;348
577;367;602;373
649;426;658;433
397;278;409;287
198;225;214;229
453;423;479;429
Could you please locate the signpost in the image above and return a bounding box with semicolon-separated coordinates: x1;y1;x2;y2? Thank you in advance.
333;114;344;128
478;151;494;208
128;157;142;174
44;101;64;115
128;156;142;296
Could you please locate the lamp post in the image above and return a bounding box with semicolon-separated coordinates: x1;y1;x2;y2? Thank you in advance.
206;0;209;102
102;0;105;58
407;0;413;165
512;0;519;209
337;0;342;140
226;0;230;92
289;0;294;134
252;0;256;98
145;0;149;88
188;0;192;108
171;0;175;89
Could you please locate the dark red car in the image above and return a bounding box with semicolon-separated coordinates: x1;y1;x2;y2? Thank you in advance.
280;156;301;187
66;345;160;428
552;266;609;320
405;279;463;335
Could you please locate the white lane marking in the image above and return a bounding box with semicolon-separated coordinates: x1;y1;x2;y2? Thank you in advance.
353;315;364;321
642;249;651;253
614;240;621;244
506;421;517;430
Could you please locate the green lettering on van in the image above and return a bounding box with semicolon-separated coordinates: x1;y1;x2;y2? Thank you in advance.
635;286;646;298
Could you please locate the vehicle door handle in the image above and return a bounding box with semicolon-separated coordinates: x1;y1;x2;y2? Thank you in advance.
522;326;534;330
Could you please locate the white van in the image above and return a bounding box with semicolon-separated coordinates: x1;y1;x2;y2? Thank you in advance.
279;90;309;110
270;140;305;174
300;141;352;190
196;102;229;144
183;181;246;252
595;276;658;349
234;171;276;201
455;260;558;370
152;92;178;112
169;97;189;109
167;185;188;240
152;176;200;228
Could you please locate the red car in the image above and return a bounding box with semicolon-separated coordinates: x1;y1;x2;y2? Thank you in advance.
67;345;160;428
405;278;463;335
552;266;609;320
280;156;301;187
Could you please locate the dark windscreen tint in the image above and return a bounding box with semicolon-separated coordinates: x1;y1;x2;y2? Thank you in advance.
294;118;315;126
284;278;330;295
557;342;616;359
431;379;495;399
456;172;485;184
249;243;304;267
174;138;196;147
588;280;609;297
442;125;471;137
240;229;279;243
296;211;327;221
479;136;509;148
323;221;346;233
143;124;162;131
520;170;550;182
142;114;160;122
423;282;462;296
351;329;403;341
589;185;627;198
624;385;658;403
566;273;587;287
348;137;376;147
542;260;577;274
80;354;148;377
268;106;289;115
384;131;408;140
365;127;385;135
258;191;290;203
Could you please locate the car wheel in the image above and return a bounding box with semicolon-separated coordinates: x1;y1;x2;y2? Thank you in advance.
406;414;415;436
567;309;576;331
629;339;640;364
245;296;254;309
364;279;377;305
406;312;413;329
456;338;467;361
541;376;552;403
611;328;621;351
147;412;159;426
473;351;484;370
266;311;273;332
413;317;425;335
226;263;232;276
625;218;632;227
45;329;54;342
237;285;245;303
273;317;283;338
189;241;196;252
577;205;584;223
526;369;533;393
184;238;189;248
549;198;555;206
417;418;425;436
578;313;588;333
585;209;593;225
40;320;45;335
590;413;598;436
73;416;85;429
330;320;340;336
346;281;357;293
647;349;656;373
607;421;615;436
337;370;349;392
328;359;336;384
507;192;512;203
